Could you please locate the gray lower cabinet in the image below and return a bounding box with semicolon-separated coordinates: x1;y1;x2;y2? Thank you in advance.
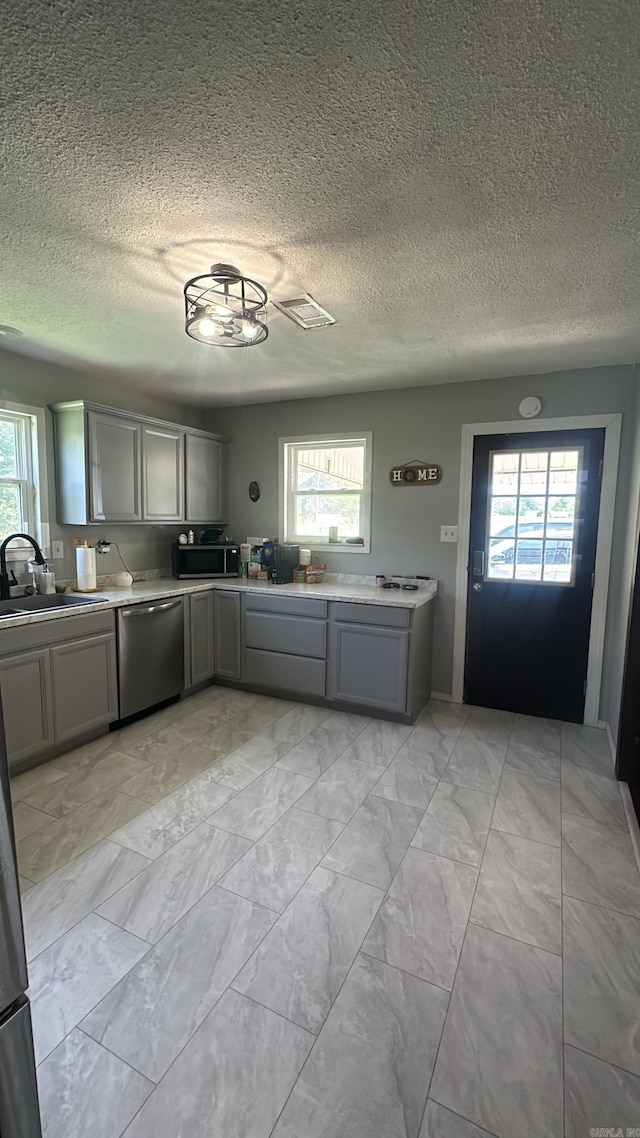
210;588;433;722
328;621;410;714
0;649;55;765
50;634;118;746
241;592;327;698
0;611;118;771
185;590;215;688
214;590;242;680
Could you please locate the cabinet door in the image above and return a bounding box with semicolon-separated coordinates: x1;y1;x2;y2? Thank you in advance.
187;591;214;687
214;590;241;679
185;434;226;523
142;425;184;522
328;623;409;713
50;634;118;746
0;649;54;769
88;411;143;522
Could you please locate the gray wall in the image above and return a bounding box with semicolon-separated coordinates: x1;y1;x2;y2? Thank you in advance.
0;349;207;582
209;364;638;710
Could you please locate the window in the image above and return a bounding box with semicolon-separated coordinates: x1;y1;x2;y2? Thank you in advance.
486;447;581;584
0;403;48;558
280;433;372;552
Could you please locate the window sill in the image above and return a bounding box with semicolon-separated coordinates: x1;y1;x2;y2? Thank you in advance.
283;540;371;555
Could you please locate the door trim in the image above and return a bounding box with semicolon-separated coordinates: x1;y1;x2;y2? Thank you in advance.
452;414;622;725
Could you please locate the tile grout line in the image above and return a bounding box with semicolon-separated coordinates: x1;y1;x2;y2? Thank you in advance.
415;713;511;1137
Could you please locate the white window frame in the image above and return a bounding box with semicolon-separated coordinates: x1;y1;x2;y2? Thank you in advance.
279;432;373;553
0;401;50;560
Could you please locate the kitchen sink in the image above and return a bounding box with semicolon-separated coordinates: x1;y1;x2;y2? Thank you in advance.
0;594;103;616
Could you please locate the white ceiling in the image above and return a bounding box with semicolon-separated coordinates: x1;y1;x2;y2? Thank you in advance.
2;1;639;406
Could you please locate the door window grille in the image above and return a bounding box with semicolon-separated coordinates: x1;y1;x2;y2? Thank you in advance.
486;448;581;584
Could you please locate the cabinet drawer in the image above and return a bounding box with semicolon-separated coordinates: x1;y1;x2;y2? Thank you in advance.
243;592;327;619
331;602;411;629
245;648;325;698
0;610;116;655
244;611;326;659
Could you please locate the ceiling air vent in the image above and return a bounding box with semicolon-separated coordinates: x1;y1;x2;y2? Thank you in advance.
271;293;337;330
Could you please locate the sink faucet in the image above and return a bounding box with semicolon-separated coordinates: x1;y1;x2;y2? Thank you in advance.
0;534;46;600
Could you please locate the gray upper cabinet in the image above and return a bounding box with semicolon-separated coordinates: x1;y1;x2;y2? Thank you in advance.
89;411;143;522
186;434;226;523
142;424;184;522
50;401;227;526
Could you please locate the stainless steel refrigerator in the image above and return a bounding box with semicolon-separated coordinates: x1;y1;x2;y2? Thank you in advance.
0;704;42;1138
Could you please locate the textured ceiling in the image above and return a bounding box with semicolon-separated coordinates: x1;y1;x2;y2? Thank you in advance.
1;0;639;406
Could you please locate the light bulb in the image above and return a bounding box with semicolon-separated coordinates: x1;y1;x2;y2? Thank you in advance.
198;316;222;337
209;303;233;320
242;319;260;340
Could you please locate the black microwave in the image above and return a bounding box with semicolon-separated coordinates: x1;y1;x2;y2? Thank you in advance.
171;542;239;579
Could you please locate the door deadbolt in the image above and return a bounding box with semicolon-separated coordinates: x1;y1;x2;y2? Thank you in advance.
473;582;483;592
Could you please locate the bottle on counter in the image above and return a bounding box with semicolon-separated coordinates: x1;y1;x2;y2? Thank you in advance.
187;529;194;544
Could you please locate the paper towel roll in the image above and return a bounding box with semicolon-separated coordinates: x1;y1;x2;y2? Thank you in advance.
76;546;97;591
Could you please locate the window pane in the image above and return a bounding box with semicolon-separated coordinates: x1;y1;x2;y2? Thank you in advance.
515;539;543;580
543;542;573;582
519;452;548;496
0;484;23;537
517;498;546;535
549;450;579;494
295;493;361;539
488;538;515;579
296;447;364;491
0;420;19;478
489;497;516;536
491;453;519;494
546;496;575;531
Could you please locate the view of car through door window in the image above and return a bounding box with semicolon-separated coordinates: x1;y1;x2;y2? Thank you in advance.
487;448;581;583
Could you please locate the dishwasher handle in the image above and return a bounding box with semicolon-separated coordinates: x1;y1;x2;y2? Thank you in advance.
120;598;183;618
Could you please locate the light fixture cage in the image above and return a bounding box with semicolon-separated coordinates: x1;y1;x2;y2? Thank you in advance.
184;263;268;347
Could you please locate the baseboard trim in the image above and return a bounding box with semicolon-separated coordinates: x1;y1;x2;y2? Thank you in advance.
600;719;640;876
602;719;617;765
430;691;455;702
621;783;640;877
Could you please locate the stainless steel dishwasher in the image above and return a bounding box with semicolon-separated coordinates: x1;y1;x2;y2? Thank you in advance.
117;596;185;719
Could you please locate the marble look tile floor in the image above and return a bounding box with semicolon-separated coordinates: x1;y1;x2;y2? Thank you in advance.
12;689;640;1138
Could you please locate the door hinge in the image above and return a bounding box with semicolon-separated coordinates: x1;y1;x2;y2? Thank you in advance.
583;679;588;696
591;572;595;590
599;458;603;477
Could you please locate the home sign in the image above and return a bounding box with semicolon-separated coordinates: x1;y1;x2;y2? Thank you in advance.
389;460;442;486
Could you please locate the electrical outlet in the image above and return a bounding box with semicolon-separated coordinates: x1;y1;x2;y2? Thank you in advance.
440;526;458;543
51;540;64;559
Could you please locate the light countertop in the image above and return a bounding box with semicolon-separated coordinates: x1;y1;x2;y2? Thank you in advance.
0;576;437;630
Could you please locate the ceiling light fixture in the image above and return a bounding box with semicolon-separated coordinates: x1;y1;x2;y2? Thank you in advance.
184;263;268;347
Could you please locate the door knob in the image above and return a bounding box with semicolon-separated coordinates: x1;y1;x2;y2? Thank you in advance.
473;582;483;592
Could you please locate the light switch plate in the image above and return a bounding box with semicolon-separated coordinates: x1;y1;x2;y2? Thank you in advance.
51;540;64;559
440;526;458;543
